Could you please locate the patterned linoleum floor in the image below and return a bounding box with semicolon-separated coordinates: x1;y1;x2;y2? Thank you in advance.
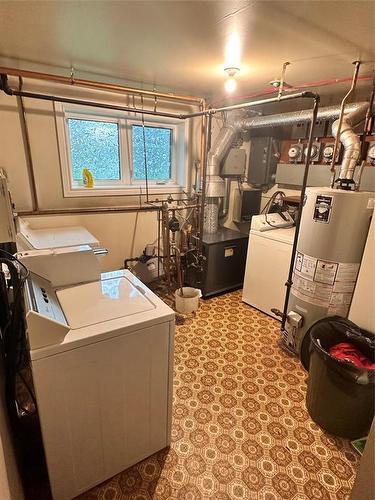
77;290;359;500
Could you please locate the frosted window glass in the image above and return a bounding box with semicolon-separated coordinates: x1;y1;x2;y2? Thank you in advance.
132;125;172;181
67;118;120;181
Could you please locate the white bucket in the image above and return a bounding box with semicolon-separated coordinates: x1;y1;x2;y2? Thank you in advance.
175;287;201;314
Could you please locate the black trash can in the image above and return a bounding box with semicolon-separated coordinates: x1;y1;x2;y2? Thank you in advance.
306;316;375;439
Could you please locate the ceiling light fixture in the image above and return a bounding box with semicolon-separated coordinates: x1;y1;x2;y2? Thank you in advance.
224;66;240;93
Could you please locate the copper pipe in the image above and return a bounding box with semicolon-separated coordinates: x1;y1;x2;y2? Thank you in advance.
0;66;204;105
329;61;361;184
18;205;157;216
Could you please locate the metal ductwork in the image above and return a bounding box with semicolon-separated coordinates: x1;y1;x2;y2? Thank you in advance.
237;101;368;130
331;102;369;181
206;123;237;198
203;101;370;233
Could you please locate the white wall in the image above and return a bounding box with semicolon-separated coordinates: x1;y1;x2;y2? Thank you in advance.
349;209;375;334
0;77;202;270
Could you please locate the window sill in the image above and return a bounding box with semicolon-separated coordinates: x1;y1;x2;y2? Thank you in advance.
63;184;185;198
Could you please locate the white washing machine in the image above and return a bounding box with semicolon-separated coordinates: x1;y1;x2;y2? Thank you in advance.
242;223;295;320
24;261;174;500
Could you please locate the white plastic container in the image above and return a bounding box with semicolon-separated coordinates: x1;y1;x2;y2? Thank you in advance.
175;287;201;314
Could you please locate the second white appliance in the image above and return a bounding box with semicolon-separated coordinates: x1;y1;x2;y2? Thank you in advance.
242;220;295;320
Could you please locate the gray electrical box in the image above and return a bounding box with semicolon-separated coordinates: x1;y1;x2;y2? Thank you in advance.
247;137;279;186
221;148;246;177
275;164;375;191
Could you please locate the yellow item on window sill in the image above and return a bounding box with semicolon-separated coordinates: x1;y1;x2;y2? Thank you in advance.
82;168;94;188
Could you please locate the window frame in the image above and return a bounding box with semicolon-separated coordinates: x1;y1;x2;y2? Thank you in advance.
55;102;186;197
127;119;176;185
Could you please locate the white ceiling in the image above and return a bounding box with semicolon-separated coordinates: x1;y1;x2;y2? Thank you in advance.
0;0;374;101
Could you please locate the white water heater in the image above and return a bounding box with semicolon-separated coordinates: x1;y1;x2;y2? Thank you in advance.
283;187;374;360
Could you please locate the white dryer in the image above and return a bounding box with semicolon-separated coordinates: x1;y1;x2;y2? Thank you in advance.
242;223;295;320
24;262;174;500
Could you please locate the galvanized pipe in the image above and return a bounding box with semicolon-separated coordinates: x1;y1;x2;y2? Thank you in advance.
181;91;315;119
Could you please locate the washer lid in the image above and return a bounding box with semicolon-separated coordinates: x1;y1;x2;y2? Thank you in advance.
56;275;155;329
20;225;99;249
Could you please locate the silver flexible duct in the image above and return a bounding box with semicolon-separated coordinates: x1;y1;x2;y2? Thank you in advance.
331;102;369;180
237;102;367;130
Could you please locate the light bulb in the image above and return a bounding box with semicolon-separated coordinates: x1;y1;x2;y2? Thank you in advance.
225;77;237;93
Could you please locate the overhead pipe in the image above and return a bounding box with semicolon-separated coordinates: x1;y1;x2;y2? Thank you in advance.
0;74;183;120
0;66;204;105
181;91;316;119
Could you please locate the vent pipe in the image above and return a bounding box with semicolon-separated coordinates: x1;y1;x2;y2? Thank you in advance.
331;102;369;182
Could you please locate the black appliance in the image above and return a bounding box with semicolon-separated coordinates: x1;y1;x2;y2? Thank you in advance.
185;228;248;298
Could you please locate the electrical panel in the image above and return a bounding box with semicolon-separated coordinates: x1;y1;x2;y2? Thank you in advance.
233;188;262;223
247;137;279;186
221;148;247;177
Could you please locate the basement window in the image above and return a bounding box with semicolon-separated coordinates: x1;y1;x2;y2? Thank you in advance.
132;125;172;182
55;103;186;197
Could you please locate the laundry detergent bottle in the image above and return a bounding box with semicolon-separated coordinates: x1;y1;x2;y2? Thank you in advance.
82;168;94;188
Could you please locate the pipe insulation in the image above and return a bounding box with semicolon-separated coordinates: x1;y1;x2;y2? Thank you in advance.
331;102;369;180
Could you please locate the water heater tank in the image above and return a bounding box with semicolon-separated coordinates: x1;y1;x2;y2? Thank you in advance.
283;187;373;360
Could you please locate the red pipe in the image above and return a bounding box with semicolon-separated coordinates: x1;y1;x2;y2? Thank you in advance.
212;74;373;107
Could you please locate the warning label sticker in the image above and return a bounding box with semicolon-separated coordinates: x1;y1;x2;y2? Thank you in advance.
315;260;338;285
313;195;333;223
292;251;359;312
295;252;317;281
